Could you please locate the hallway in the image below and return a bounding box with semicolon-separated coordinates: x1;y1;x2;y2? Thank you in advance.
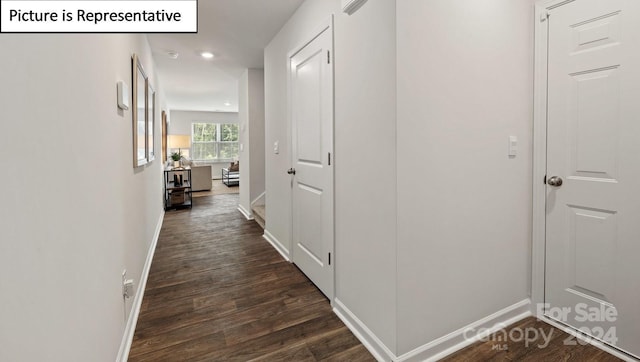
128;194;374;361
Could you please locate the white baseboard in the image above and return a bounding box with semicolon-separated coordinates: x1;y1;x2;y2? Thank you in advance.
333;298;396;361
237;204;254;220
334;298;531;362
116;211;164;362
401;299;531;361
263;229;290;262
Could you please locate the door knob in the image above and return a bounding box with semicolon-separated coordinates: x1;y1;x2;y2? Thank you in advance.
287;168;296;175
547;176;563;187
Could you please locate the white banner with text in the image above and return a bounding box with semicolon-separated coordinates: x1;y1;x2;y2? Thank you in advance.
1;0;197;33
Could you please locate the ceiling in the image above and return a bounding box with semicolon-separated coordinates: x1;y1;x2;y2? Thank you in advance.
147;0;304;112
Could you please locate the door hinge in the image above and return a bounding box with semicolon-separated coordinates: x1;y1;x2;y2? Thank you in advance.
328;152;331;166
540;10;549;22
327;50;331;64
328;252;331;265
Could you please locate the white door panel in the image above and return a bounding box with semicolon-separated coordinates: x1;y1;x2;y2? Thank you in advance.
295;51;323;163
297;183;323;261
290;22;334;300
545;0;640;357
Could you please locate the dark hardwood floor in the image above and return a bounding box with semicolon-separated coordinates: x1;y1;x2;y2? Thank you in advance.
130;193;626;362
129;194;374;361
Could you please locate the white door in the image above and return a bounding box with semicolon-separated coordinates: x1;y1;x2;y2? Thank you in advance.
289;23;334;299
545;0;640;358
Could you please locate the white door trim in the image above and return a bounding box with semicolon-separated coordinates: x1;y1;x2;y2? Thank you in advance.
287;15;335;303
532;2;639;360
532;0;555;314
287;16;333;61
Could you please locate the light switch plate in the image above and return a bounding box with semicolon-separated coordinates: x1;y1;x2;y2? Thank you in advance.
508;136;518;157
274;141;279;154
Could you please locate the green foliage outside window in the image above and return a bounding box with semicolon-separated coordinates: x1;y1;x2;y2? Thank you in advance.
193;123;217;142
221;124;238;142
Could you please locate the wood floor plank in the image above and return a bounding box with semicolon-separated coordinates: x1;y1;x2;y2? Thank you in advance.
193;278;318;311
247;342;317;362
129;331;227;362
222;299;331;347
193;314;349;361
130;320;226;358
305;325;365;360
320;344;376;362
134;296;288;340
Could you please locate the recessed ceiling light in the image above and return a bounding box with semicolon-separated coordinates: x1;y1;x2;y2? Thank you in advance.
224;102;231;106
201;52;215;59
166;51;179;59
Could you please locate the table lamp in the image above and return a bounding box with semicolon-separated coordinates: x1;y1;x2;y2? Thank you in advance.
167;135;191;166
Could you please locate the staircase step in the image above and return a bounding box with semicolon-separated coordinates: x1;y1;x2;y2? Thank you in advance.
252;204;265;229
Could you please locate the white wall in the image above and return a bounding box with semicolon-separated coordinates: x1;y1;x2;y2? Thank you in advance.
264;0;398;354
396;0;535;355
0;34;165;361
334;0;398;354
248;70;265;205
239;71;251;211
169;110;239;178
239;69;266;214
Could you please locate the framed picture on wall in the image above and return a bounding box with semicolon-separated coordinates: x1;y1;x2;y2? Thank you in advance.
147;82;155;162
161;110;168;162
132;53;148;168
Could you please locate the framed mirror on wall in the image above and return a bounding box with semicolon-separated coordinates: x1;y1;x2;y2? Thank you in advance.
147;82;155;162
132;53;148;168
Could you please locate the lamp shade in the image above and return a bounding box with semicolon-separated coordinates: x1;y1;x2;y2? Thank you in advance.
167;135;191;149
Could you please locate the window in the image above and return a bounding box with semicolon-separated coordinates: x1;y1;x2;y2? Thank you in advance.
192;123;239;161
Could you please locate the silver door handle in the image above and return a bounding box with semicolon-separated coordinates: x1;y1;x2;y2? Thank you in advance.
547;176;563;187
287;168;296;175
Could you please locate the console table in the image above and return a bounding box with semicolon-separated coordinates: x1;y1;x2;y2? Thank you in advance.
164;167;192;210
